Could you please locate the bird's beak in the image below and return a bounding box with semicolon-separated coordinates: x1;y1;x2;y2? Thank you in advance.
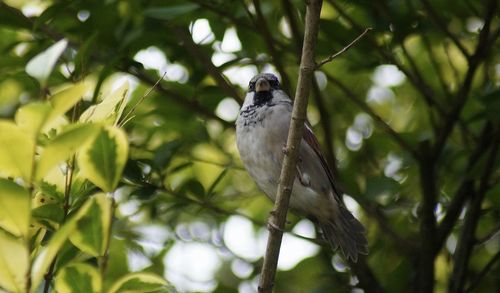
255;78;271;92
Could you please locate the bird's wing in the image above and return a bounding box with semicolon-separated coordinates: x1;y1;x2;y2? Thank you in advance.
299;124;343;200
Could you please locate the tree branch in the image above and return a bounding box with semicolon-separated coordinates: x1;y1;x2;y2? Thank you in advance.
349;256;385;293
249;0;293;94
465;250;500;293
281;0;303;58
0;2;230;126
171;26;243;104
449;127;500;293
416;143;438;293
315;28;372;69
258;0;323;291
433;0;498;157
435;122;494;252
325;73;421;160
419;0;470;58
327;0;446;117
123;66;232;127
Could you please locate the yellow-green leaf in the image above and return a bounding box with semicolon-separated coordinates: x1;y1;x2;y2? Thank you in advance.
55;263;101;293
0;179;30;237
15;102;52;137
0;231;29;293
78;126;128;192
108;273;171;293
47;82;90;125
0;121;35;181
69;193;112;256
25;39;68;86
79;81;129;124
36;123;101;181
30;197;93;291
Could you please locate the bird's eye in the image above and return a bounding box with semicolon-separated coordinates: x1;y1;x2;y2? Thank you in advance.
249;82;256;91
269;79;279;88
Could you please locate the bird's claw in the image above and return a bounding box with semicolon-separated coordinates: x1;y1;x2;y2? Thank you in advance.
282;144;288;155
267;221;284;233
268;211;285;232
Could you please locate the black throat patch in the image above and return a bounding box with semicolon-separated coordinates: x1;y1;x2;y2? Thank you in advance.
253;91;273;106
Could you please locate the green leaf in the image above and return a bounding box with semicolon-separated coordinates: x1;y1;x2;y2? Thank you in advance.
478;88;500;121
0;231;29;293
153;140;182;170
55;263;102;293
144;4;199;20
36;123;101;181
32;203;64;226
364;177;400;199
69;193;112;256
0;121;35;181
105;238;129;286
108;272;172;293
30;197;94;291
15;102;52;137
48;82;90;125
25;39;68;86
206;168;228;197
0;179;31;237
74;33;99;78
78;126;129;192
179;179;205;199
79;81;129;125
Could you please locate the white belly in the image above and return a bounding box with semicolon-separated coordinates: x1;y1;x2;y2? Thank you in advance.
236;108;327;218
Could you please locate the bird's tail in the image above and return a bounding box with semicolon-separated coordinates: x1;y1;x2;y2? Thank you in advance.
320;206;368;262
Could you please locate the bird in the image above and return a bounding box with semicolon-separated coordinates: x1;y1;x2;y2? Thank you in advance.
235;73;368;262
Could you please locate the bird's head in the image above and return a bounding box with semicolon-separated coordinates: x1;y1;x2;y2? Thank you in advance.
246;73;282;107
248;73;280;93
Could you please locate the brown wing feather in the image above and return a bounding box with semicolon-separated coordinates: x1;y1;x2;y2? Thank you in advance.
302;124;342;199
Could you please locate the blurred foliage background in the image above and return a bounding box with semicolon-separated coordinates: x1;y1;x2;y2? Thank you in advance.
0;0;499;292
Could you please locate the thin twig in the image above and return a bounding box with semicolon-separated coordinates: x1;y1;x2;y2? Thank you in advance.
316;28;372;69
449;128;500;293
327;0;446;117
99;197;116;281
465;250;500;293
475;224;500;247
119;72;166;127
419;0;470;58
443;40;461;85
325;73;421;160
172;26;243;104
124;66;231;126
250;0;292;94
258;1;323;291
435;123;494;252
433;0;498;158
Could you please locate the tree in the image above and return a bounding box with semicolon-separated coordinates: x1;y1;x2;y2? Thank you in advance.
0;0;498;292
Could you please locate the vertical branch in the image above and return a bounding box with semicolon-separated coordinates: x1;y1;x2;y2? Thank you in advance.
42;105;78;293
419;0;470;58
433;0;497;157
251;0;292;94
416;144;438;293
258;0;323;291
449;128;500;293
435;123;494;251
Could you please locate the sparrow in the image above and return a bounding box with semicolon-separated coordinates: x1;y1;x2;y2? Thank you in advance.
235;73;368;262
